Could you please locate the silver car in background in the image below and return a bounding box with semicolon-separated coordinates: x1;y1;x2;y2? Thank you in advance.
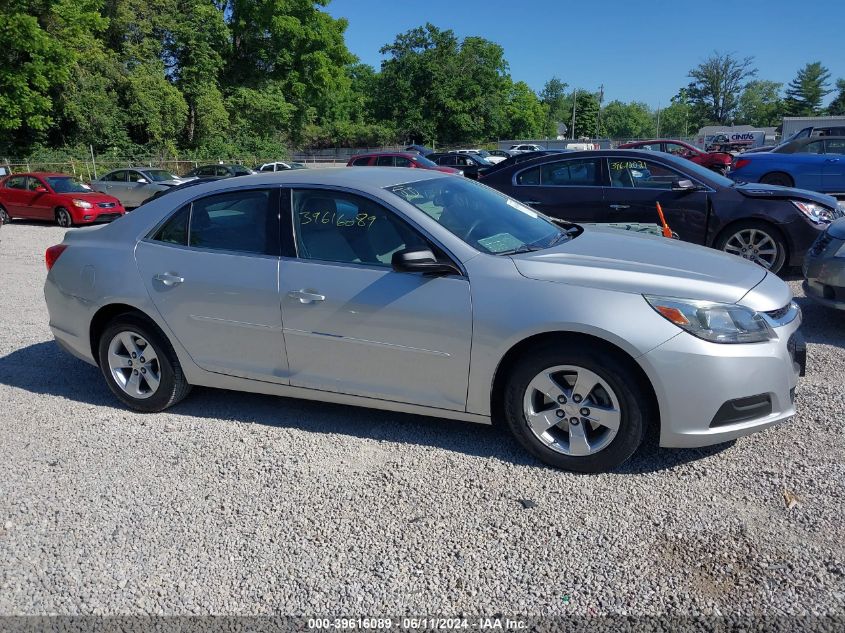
803;217;845;309
44;169;804;472
92;168;185;209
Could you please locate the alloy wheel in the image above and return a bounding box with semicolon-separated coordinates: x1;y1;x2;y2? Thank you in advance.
56;209;72;228
722;228;778;269
522;364;621;457
107;331;161;399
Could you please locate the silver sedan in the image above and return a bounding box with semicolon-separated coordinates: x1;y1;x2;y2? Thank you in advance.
44;169;804;472
91;168;185;208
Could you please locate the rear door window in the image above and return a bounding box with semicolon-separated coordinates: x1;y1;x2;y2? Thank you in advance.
352;156;372;166
376;156;395;167
4;176;27;190
824;140;845;154
188;190;278;255
539;158;601;186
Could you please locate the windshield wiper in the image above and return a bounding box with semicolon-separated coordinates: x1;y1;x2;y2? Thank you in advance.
497;244;543;256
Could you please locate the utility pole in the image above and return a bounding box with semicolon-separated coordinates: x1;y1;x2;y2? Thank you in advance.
571;89;578;139
597;84;604;141
656;101;661;138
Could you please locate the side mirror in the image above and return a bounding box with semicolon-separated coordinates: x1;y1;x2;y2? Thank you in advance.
672;178;697;191
136;178;148;184
391;248;460;276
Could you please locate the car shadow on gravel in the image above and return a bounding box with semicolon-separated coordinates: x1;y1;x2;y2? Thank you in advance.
1;340;733;475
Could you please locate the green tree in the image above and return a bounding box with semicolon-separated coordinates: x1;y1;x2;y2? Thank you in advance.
828;79;845;116
737;80;783;126
124;62;188;149
501;81;548;139
784;62;832;116
570;90;600;138
225;0;355;142
600;100;655;139
540;76;569;135
687;52;757;124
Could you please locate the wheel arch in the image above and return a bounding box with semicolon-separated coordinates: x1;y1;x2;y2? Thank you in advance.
759;171;794;187
490;331;661;431
89;303;159;366
713;217;793;266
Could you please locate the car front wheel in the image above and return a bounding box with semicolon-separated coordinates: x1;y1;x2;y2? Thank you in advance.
716;221;787;273
97;314;191;412
55;207;73;228
503;343;648;472
0;205;10;225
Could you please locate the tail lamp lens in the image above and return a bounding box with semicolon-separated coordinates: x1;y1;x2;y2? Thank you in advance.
45;245;67;271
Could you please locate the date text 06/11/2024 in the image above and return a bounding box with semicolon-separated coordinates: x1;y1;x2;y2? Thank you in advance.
307;618;528;630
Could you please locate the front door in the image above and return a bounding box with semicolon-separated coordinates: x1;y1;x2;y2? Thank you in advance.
604;157;710;243
822;139;845;192
134;188;288;382
279;188;472;411
510;156;606;222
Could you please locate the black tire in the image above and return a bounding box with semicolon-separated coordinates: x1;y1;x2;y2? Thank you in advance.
503;342;649;473
97;313;191;412
0;204;10;225
55;207;73;228
715;220;787;274
760;172;794;187
711;165;728;176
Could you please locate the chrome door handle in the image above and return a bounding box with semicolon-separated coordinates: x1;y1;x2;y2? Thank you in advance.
825;158;840;162
288;289;326;304
609;204;630;210
153;273;184;286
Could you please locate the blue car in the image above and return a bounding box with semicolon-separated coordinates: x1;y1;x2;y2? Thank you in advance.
729;143;845;195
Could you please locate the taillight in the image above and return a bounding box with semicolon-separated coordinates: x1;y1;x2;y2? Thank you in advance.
45;245;67;271
733;158;751;170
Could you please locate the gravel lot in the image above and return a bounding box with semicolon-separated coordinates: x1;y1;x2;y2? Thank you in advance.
0;221;843;618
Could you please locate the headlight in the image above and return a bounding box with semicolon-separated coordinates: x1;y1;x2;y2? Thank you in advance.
71;199;92;209
644;295;774;344
792;200;835;225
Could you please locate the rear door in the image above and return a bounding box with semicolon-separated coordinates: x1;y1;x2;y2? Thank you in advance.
1;176;33;217
134;187;288;382
604;157;710;243
509;156;605;222
102;170;129;204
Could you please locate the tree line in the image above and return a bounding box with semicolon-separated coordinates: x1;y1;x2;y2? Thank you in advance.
3;1;845;161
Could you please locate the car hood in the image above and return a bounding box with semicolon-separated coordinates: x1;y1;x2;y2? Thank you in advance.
511;226;768;305
61;191;122;204
734;182;839;207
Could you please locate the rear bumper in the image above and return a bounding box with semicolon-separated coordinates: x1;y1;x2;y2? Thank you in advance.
641;316;802;448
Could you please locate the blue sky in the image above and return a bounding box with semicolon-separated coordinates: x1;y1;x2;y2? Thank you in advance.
325;0;845;108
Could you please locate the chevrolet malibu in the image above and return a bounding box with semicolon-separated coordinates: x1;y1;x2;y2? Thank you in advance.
44;169;804;472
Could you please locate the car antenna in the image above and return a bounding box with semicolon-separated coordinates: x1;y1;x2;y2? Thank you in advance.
655;202;674;238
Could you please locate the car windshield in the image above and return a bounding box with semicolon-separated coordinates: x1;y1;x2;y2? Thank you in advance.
387;177;571;255
145;169;178;182
415;155;438;168
45;177;91;193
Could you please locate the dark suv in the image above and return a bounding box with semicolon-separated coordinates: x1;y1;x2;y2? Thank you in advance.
426;152;493;179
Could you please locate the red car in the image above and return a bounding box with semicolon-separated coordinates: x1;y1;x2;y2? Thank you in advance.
347;152;463;175
0;172;125;227
617;139;733;175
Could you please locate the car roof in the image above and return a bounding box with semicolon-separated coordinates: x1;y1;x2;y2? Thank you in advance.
352;152;417;159
208;167;449;189
11;172;69;178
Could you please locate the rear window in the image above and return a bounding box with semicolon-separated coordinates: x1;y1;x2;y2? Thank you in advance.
352;157;372;166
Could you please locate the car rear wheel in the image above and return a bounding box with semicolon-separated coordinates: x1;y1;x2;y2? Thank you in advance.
503;343;648;472
98;314;191;413
760;172;794;187
716;221;787;273
55;207;73;228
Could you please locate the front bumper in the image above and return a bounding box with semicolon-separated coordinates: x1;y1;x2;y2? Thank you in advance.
641;315;802;448
71;207;126;224
802;236;845;309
